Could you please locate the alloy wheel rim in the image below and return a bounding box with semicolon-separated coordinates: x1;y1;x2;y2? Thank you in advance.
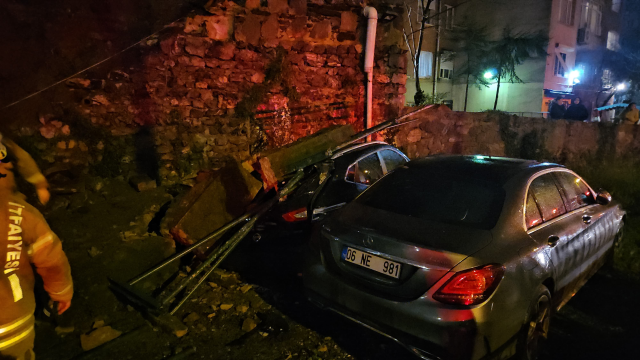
526;295;550;360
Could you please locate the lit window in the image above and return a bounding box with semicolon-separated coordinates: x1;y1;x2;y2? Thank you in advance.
559;0;574;25
607;31;620;51
554;52;567;77
418;51;433;78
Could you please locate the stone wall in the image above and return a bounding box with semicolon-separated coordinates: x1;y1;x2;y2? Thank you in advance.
11;0;407;185
390;108;640;164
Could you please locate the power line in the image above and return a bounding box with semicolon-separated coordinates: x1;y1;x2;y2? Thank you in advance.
2;17;185;110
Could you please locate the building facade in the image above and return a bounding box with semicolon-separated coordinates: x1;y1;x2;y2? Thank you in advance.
403;0;624;117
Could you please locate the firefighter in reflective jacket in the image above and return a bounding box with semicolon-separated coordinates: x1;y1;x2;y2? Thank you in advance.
0;151;73;359
0;133;50;205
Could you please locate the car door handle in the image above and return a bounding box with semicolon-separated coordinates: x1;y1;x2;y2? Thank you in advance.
583;215;592;224
548;235;560;247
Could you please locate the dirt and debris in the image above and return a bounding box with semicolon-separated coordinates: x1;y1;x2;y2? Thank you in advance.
32;177;358;360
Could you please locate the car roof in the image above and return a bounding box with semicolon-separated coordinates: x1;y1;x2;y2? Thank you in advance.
331;141;403;166
404;155;562;186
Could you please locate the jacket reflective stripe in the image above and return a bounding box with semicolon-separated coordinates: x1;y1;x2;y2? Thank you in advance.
0;314;33;335
7;274;23;302
0;325;34;351
31;232;54;254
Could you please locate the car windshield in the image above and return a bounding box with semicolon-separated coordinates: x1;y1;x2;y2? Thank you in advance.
355;167;506;229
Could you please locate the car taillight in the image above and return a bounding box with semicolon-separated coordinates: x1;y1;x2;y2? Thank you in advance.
282;208;308;222
433;265;504;306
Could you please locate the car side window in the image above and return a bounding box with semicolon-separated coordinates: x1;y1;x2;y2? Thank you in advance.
555;172;596;211
528;173;567;222
345;153;384;185
525;192;543;229
379;150;407;174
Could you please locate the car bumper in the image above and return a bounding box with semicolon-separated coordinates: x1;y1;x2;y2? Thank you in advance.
304;262;509;360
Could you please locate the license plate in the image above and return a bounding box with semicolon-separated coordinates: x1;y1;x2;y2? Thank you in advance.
341;247;402;278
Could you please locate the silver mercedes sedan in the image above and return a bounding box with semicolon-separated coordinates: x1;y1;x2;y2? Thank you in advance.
303;155;625;360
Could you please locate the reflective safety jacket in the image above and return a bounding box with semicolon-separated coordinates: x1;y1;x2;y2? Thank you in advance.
2;137;48;189
0;194;73;352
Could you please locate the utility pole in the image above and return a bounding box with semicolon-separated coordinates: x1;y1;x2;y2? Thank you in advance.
432;0;442;97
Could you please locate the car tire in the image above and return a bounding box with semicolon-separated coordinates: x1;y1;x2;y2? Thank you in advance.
515;285;552;360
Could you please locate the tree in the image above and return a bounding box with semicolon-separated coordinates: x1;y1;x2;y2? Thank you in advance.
489;28;548;110
444;21;492;111
402;0;435;105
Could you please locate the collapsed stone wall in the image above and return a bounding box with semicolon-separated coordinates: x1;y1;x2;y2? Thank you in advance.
12;0;407;185
391;108;640;163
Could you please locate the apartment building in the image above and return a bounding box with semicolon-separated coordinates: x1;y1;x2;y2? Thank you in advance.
403;0;624;116
572;0;625;116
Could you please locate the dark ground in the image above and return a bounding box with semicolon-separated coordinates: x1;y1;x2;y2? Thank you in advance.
27;179;640;360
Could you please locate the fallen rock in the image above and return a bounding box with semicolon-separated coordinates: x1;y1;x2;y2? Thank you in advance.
87;247;101;258
242;318;257;332
55;326;75;336
220;304;234;311
239;284;252;293
151;313;189;338
183;312;200;324
80;326;122;351
129;175;157;192
236;305;249;313
92;320;105;329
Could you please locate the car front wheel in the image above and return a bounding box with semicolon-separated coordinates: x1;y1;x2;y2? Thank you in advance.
516;285;551;360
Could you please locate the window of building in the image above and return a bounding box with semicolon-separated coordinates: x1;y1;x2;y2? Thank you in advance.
443;5;455;30
607;31;620;51
439;68;453;79
554;52;567;77
559;0;574;25
602;68;612;86
612;0;622;12
581;1;602;37
418;51;433;78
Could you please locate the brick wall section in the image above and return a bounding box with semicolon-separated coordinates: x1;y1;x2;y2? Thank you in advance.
20;0;407;184
391;108;640;163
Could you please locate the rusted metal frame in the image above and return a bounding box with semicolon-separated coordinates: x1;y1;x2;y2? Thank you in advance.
159;170;306;312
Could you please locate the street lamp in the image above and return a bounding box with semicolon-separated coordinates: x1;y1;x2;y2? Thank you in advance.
484;71;494;79
569;70;581;85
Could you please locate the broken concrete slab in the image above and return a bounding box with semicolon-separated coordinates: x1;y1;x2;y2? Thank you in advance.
149;313;189;338
256;124;355;183
162;160;261;250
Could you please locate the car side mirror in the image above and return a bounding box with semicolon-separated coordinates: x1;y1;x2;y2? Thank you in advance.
596;189;612;205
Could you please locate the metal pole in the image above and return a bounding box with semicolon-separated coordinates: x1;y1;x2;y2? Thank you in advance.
128;210;256;285
159;199;276;307
169;211;264;315
330;104;435;154
159;170;305;309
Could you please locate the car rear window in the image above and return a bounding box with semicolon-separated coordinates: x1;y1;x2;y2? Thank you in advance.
356;168;506;229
